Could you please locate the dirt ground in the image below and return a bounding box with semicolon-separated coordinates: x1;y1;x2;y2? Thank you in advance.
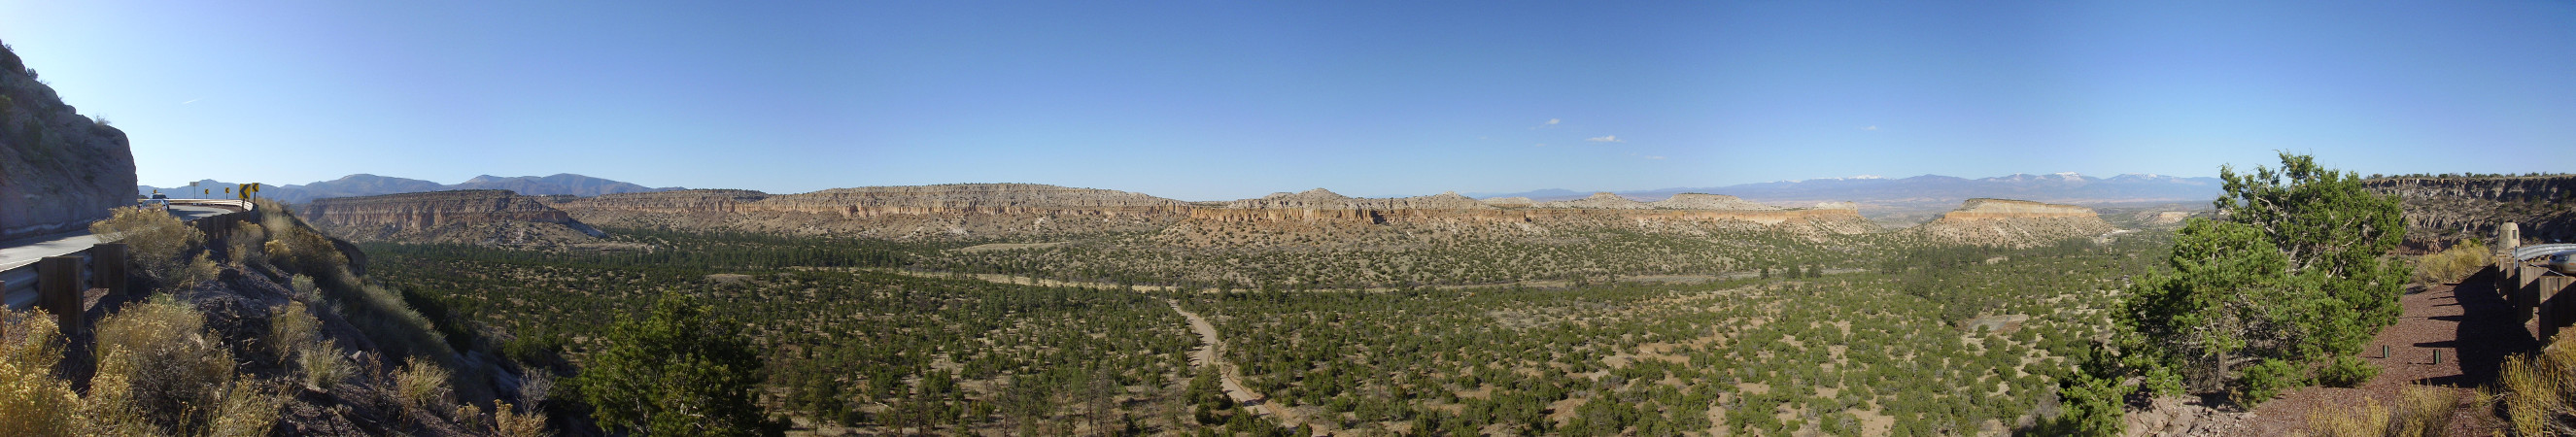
2228;269;2539;436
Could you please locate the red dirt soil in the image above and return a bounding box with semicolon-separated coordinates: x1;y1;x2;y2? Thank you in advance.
2230;269;2541;436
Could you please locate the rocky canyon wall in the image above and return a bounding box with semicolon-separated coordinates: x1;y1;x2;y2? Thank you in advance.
1;42;136;241
301;190;607;246
2363;176;2576;249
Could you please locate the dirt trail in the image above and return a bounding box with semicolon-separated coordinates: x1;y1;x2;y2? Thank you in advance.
1165;300;1313;432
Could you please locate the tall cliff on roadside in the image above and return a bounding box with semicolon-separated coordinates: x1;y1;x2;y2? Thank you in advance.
2363;176;2576;249
1893;198;2115;248
0;41;136;241
300;190;608;247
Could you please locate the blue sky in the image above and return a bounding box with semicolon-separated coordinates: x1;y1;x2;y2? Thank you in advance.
5;1;2570;200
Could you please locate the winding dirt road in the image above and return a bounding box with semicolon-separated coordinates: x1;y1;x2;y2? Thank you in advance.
1166;300;1312;432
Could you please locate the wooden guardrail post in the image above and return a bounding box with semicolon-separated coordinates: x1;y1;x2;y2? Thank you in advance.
2521;264;2545;322
2542;276;2573;341
38;256;83;334
91;243;127;301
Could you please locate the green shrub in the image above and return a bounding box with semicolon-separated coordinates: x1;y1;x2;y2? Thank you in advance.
573;292;773;436
2234;358;2304;408
2317;354;2379;387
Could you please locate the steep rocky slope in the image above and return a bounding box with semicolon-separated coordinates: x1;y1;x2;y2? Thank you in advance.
300;189;608;247
2363;175;2576;250
1893;198;2116;247
0;41;136;240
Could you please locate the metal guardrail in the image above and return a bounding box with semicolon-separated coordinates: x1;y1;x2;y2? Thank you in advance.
0;251;90;310
2;204;252;311
2513;243;2576;262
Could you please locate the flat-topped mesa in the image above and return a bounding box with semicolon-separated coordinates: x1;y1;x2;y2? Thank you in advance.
1646;193;1782;211
1542;192;1652;210
1192;188;1875;233
300;190;608;246
746;183;1192;218
303;190;577;229
1198;190;1492;224
1901;198;2115;248
1225;189;1491;210
1936;198;2099;220
548;189;770;215
549;184;1191;240
1479;197;1539;208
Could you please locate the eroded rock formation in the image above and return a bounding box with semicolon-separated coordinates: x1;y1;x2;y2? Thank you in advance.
301;190;606;247
550;184;1193;240
1898;198;2115;247
2363;176;2576;249
1;42;136;240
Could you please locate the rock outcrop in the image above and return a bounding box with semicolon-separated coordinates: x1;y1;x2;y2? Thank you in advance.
301;190;607;247
1897;198;2116;247
1;42;136;240
2363;176;2576;249
550;184;1192;240
1189;189;1875;235
1542;192;1652;210
1648;193;1780;211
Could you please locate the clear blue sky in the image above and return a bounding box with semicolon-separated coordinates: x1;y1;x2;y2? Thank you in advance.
5;1;2570;200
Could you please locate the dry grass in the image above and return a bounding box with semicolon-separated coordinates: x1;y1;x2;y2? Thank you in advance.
494;401;551;437
2296;385;2460;437
2413;240;2490;285
228;221;266;266
90;206;210;289
266;301;320;360
0;309;79;435
2498;332;2576;436
395;356;456;422
204;379;284;437
88;296;239;435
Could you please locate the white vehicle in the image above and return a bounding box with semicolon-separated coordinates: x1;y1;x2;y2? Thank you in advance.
149;192;169;207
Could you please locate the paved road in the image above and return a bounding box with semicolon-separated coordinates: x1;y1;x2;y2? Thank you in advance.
0;205;237;271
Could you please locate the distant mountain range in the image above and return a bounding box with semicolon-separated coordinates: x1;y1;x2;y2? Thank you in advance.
139;173;679;203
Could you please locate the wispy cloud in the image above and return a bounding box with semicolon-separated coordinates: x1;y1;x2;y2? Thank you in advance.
1546;118;1560;125
1586;135;1623;143
1530;118;1563;129
181;98;199;105
1862;125;1877;131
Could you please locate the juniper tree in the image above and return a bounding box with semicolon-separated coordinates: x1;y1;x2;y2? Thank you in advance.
2115;152;2406;406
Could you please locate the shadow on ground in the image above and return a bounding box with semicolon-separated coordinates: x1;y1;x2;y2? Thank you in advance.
2418;268;2538;387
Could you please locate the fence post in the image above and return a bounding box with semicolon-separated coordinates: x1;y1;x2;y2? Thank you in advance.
90;243;127;301
2541;276;2573;341
38;256;83;334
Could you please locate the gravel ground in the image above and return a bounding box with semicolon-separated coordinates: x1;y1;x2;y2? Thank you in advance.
2229;269;2539;436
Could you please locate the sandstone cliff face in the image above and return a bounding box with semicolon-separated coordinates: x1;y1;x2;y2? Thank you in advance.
1;42;136;240
301;190;605;246
2363;176;2576;249
1648;193;1780;211
1542;192;1652;210
550;184;1191;240
1898;198;2114;248
1191;189;1874;235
